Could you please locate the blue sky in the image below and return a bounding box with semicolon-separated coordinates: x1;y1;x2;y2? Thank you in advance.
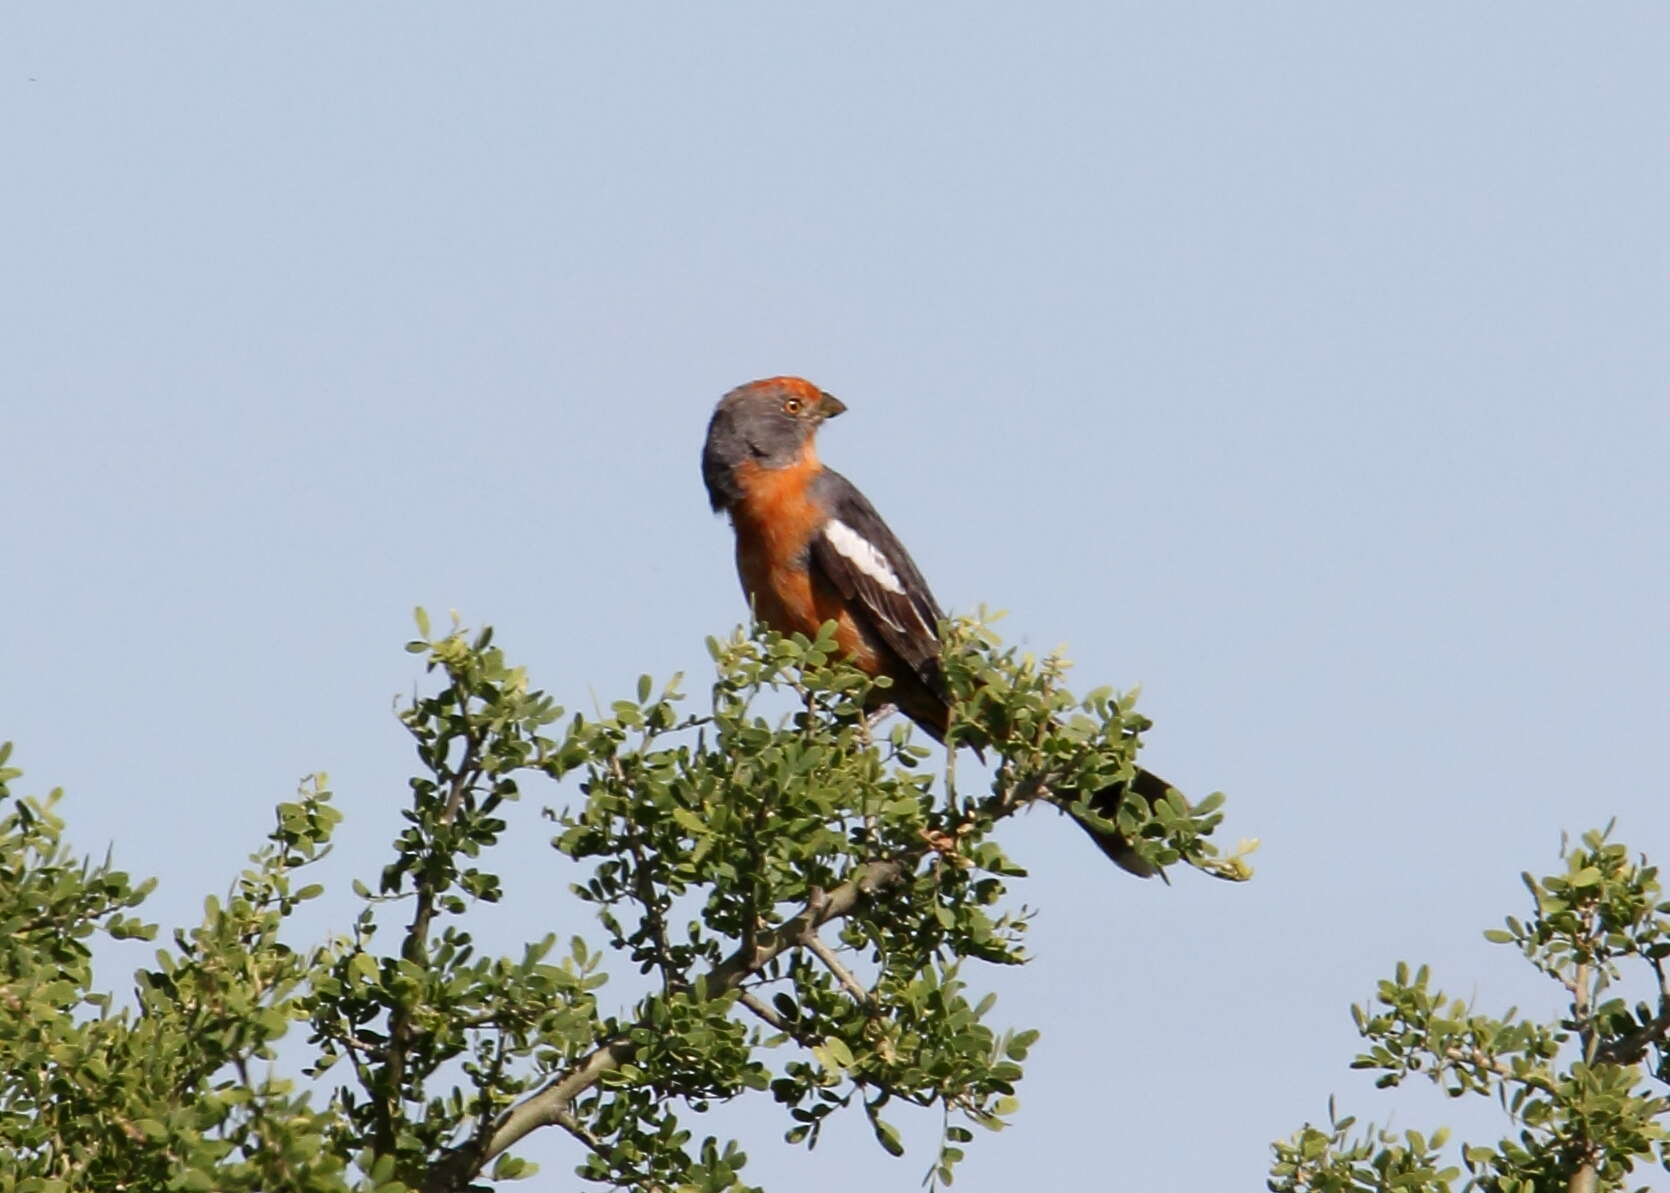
4;5;1668;1188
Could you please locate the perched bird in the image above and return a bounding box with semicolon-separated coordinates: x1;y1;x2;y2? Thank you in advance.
701;376;1175;876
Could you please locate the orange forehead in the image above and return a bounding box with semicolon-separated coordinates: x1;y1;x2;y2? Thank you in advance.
734;376;824;402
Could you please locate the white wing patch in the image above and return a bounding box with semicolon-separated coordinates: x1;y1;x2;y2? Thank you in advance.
824;519;906;595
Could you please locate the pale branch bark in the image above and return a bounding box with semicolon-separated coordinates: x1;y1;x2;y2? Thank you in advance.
1567;949;1598;1193
417;733;1116;1192
802;932;872;1006
422;1036;636;1193
736;990;792;1033
550;1099;658;1190
421;855;911;1193
1442;1045;1516;1081
1438;1045;1561;1097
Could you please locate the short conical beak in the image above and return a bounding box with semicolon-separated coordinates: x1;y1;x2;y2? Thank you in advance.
816;392;847;420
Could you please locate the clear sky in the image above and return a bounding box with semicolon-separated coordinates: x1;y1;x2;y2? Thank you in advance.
4;5;1668;1189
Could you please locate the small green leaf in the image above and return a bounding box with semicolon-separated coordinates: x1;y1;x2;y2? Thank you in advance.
824;1036;855;1068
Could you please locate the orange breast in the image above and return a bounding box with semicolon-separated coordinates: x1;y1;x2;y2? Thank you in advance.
730;449;882;674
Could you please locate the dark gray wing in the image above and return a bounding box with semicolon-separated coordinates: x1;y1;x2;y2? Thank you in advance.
807;468;946;696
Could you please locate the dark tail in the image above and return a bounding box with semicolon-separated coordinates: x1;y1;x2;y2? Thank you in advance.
886;682;1176;878
1074;767;1176;878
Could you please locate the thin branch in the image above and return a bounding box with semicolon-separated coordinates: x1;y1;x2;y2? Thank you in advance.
736;990;793;1034
1439;1044;1562;1098
1442;1045;1519;1083
338;1027;388;1064
802;932;871;1007
551;1099;671;1192
738;984;930;1120
738;783;777;978
423;1035;638;1193
464;1033;513;1164
862;704;897;738
1567;928;1598;1193
1442;1045;1512;1079
381;680;485;1155
613;755;682;995
421;855;910;1193
422;736;1066;1191
1594;996;1670;1066
437;695;485;831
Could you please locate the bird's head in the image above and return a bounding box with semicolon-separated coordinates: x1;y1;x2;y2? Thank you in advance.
702;376;846;511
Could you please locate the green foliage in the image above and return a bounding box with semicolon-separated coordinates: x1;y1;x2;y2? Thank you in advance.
0;614;1241;1192
0;736;352;1192
1271;828;1670;1193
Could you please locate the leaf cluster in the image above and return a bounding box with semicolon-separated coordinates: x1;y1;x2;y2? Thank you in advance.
0;736;355;1192
0;612;1239;1192
1271;827;1670;1193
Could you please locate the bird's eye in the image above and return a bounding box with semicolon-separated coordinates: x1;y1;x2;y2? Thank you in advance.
783;398;804;415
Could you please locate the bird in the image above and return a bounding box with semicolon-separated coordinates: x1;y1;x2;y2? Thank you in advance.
701;375;1176;876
